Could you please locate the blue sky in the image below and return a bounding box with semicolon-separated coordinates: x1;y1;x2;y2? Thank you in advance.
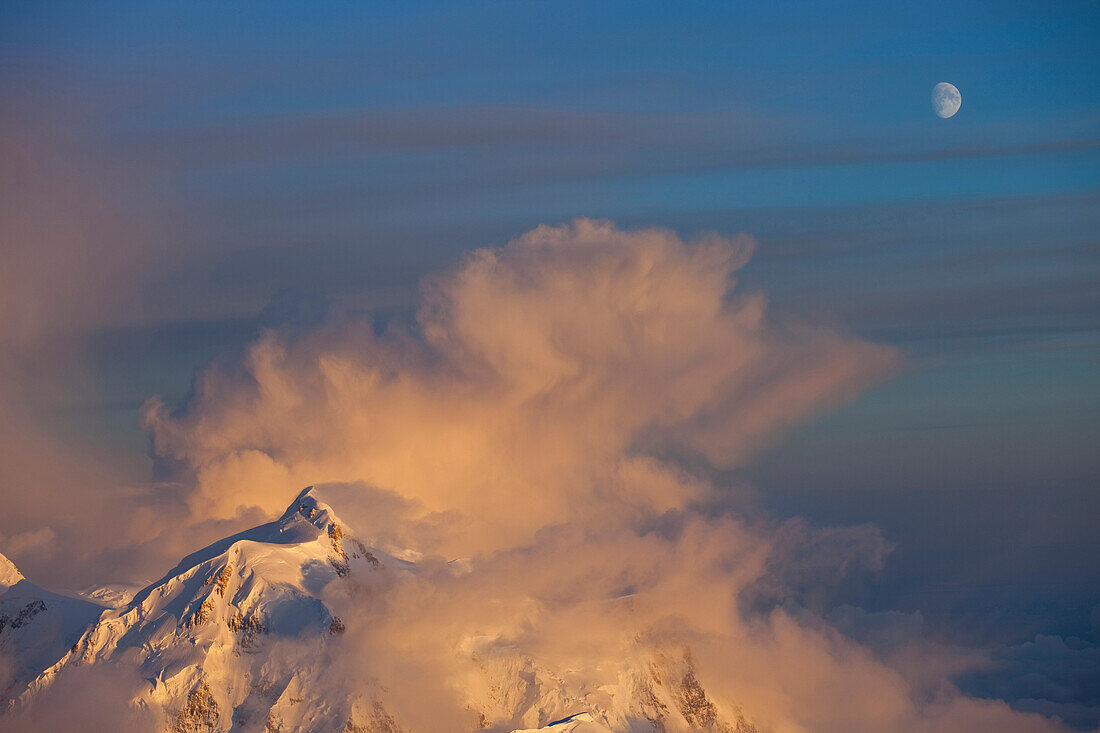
1;0;1098;725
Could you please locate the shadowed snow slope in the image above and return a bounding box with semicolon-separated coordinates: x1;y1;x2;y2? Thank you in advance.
512;713;612;732
1;551;106;703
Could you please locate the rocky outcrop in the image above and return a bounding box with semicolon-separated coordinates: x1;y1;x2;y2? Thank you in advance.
186;597;217;628
205;562;233;597
227;611;265;647
0;599;47;633
174;680;219;733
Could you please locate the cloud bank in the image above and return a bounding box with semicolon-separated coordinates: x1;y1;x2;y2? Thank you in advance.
12;219;1076;730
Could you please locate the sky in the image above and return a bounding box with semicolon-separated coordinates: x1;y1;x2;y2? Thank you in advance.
1;0;1098;728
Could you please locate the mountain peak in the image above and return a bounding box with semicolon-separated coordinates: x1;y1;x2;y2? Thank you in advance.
0;549;25;591
275;485;343;533
3;487;748;732
10;485;394;728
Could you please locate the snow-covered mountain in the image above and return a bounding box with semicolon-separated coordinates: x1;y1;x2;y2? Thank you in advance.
19;487;410;732
1;550;106;702
2;488;752;732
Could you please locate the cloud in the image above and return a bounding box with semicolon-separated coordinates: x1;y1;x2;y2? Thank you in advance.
125;218;1078;730
0;529;55;557
124;103;1100;194
0;99;177;587
1;662;157;733
740;518;893;616
7;218;1075;730
143;219;896;559
957;634;1100;730
298;505;1066;732
0;103;159;345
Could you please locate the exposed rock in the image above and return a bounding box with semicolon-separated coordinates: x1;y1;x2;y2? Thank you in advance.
77;621;103;663
728;710;759;733
0;599;47;633
227;612;266;647
629;649;758;733
174;680;219;733
677;668;718;728
265;711;283;732
345;700;404;733
204;562;233;597
634;668;670;731
186;597;216;628
329;524;351;577
329;523;347;559
350;539;380;567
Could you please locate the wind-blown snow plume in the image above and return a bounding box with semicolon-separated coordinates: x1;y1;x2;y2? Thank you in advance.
20;219;1062;731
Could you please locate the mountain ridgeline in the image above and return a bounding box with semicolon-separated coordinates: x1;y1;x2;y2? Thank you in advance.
0;487;755;733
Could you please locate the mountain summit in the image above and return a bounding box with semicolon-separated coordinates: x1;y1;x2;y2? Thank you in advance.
20;486;402;731
0;550;24;591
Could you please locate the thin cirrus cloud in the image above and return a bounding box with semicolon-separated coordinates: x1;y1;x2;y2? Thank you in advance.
125;104;1100;182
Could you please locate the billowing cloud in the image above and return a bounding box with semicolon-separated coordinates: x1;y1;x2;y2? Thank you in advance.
121;218;1075;730
957;633;1100;730
303;497;1065;732
144;219;896;558
8;219;1074;731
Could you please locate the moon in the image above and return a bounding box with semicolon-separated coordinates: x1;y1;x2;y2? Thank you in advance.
932;82;961;118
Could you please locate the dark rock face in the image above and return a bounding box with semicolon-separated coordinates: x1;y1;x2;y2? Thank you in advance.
0;599;47;633
633;650;759;732
329;524;351;577
676;669;719;728
350;539;380;567
344;701;404;733
228;612;266;648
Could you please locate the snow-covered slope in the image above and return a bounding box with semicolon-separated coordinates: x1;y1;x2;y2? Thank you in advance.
77;582;144;609
22;487;406;731
3;489;755;732
0;552;23;592
0;551;106;706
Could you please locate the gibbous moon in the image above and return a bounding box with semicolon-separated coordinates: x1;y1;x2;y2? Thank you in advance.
932;82;962;118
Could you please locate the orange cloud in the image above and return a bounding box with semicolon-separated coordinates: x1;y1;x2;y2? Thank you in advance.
7;219;1071;731
144;219;897;557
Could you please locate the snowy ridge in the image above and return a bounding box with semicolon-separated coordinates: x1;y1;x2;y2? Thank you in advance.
0;553;106;705
3;488;753;732
18;487;403;731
